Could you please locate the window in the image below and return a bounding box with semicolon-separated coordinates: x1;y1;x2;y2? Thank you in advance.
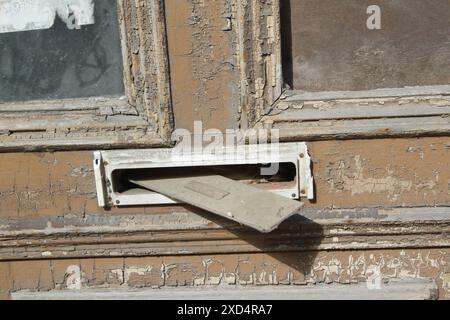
0;0;124;102
0;0;173;151
233;0;450;140
281;0;450;93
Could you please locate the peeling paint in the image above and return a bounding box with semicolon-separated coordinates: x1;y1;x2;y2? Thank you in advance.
340;155;414;199
0;0;449;302
65;265;82;290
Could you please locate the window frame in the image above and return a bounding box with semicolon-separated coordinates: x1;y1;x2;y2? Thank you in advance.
235;0;450;140
0;0;173;152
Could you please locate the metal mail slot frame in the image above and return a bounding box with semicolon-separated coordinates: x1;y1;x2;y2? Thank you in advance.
93;142;314;207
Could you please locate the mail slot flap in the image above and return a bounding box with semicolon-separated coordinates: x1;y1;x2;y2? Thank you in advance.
131;175;303;233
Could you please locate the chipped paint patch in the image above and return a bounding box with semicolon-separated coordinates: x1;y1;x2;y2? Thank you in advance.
41;251;52;257
65;265;82;290
110;269;124;285
325;151;442;203
341;155;413;199
2;249;448;298
124;266;153;283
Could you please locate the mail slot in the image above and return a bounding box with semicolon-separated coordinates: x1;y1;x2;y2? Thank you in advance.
93;142;314;208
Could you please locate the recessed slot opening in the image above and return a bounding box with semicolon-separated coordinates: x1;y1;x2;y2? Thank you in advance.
112;163;297;194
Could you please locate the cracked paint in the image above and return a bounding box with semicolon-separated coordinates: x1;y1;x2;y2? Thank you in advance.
2;249;447;298
338;155;414;200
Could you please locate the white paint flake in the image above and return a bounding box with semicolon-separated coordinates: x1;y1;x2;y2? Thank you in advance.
66;265;82;290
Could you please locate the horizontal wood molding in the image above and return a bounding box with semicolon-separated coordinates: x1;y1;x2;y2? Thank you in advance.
1;207;449;261
11;278;438;300
260;93;450;141
269;116;450;141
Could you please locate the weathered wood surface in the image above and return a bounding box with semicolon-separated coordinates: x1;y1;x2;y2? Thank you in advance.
1;137;449;220
11;279;439;300
1;249;448;299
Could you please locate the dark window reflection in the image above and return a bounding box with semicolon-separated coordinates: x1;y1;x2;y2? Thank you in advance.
282;0;450;92
0;0;124;103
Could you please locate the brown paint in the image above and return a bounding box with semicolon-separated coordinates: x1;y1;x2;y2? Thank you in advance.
0;137;449;220
0;0;449;302
1;248;449;299
165;0;238;131
306;137;450;208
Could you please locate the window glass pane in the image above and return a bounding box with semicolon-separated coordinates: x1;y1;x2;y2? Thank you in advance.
0;0;124;103
282;0;450;92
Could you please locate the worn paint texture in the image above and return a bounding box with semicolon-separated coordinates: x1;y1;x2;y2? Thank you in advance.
0;137;449;219
0;137;448;299
165;0;238;131
165;0;282;131
1;249;448;299
0;0;449;301
306;137;450;208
